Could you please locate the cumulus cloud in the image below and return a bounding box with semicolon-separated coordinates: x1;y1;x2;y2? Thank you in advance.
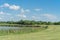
16;8;30;20
32;15;41;21
17;14;26;18
0;11;5;14
21;8;25;14
21;8;30;14
3;3;10;7
34;8;42;11
32;16;36;19
0;11;12;17
20;15;26;18
9;5;20;10
42;14;57;20
25;9;30;12
0;3;20;10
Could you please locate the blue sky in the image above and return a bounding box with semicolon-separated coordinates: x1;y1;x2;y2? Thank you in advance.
0;0;60;22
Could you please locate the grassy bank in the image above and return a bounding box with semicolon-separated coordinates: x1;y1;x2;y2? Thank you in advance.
0;25;60;40
0;24;20;27
0;24;48;27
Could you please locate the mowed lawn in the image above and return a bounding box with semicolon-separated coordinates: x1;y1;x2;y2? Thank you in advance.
0;25;60;40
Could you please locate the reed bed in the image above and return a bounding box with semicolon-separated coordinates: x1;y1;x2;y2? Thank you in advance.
0;26;48;36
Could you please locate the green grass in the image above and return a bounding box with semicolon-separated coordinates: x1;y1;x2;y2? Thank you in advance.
0;25;60;40
0;27;46;36
0;24;20;27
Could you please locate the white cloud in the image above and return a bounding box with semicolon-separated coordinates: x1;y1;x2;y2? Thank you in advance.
0;3;10;8
17;14;26;18
32;16;36;20
34;9;42;11
6;13;11;15
9;5;20;10
3;3;10;7
0;18;2;19
21;8;30;14
42;14;57;20
21;8;25;14
32;15;40;21
0;3;20;10
17;9;30;19
0;11;12;16
21;15;26;18
32;16;36;19
0;11;5;14
25;9;30;12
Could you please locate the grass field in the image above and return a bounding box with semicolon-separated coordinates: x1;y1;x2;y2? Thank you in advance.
0;25;60;40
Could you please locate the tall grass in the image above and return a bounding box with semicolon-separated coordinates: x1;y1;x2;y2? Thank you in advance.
0;26;48;36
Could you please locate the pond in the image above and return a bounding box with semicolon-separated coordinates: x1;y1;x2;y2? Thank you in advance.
0;26;20;30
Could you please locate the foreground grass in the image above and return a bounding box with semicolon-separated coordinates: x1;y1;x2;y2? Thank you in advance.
0;25;60;40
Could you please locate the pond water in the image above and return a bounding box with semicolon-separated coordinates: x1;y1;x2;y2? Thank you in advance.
0;26;20;30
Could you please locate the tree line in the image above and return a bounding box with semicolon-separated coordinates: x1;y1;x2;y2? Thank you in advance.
0;20;60;25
